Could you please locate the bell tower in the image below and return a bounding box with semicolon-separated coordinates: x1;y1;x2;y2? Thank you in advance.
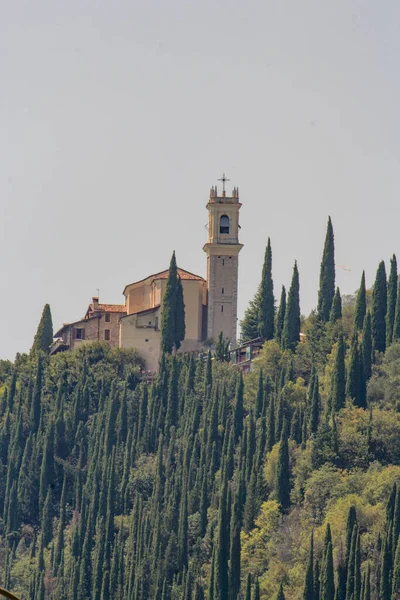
203;176;243;345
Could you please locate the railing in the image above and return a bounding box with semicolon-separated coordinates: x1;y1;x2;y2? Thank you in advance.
0;588;21;600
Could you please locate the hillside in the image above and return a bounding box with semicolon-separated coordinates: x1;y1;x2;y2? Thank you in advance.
1;222;400;600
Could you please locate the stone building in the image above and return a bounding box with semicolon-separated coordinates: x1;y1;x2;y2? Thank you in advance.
119;268;207;371
52;180;243;370
51;298;126;354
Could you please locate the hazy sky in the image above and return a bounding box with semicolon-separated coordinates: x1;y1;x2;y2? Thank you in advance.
1;1;400;360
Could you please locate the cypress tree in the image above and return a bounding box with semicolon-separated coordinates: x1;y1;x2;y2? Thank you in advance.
245;573;252;600
386;254;398;346
303;531;315;600
372;260;387;353
393;279;400;342
354;271;367;331
318;216;335;322
309;373;320;434
31;354;44;433
214;481;229;600
276;583;286;600
364;563;371;600
276;285;286;343
254;580;260;600
214;332;229;362
346;526;357;600
380;530;392;600
258;237;275;340
161;251;178;354
255;370;264;420
345;506;357;573
282;261;301;351
31;303;53;354
362;311;373;381
240;286;261;341
354;529;361;600
229;492;241;600
346;332;361;405
175;275;186;350
392;537;400;600
266;396;276;452
321;541;335;600
336;562;346;600
331;334;346;411
275;419;290;511
330;287;342;323
233;373;244;442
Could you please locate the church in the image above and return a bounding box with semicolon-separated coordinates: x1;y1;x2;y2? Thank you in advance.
52;180;243;371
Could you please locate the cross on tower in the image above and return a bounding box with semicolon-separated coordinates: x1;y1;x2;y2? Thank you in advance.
218;173;230;194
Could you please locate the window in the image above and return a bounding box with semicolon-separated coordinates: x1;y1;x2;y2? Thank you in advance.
220;214;230;234
148;321;152;325
75;328;85;340
104;329;110;341
222;287;224;294
105;313;111;323
221;305;224;312
222;259;225;266
145;338;149;342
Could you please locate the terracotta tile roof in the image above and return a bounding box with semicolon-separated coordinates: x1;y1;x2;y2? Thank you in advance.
123;267;205;294
154;268;205;282
96;304;127;313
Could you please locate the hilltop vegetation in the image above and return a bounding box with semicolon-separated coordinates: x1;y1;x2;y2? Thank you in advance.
1;219;400;599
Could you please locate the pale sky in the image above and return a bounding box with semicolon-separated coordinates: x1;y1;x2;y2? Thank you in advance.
1;1;400;360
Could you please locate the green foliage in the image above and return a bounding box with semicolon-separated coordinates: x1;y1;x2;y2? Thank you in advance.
258;238;275;340
372;260;388;354
318;216;335;322
387;255;398;347
240;286;261;342
31;303;53;355
282;261;301;351
214;332;230;362
354;272;367;331
161;252;186;353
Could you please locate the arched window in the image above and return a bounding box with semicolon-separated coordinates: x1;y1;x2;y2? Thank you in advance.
220;214;230;234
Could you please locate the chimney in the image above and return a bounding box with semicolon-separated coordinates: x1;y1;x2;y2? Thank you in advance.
92;296;99;310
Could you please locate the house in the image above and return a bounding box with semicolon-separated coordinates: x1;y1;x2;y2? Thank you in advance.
51;298;126;354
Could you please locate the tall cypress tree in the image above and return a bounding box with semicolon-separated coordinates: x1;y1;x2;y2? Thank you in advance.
214;480;229;600
318;217;335;322
387;255;398;346
275;419;290;512
31;303;53;354
330;287;342;323
354;272;367;331
175;275;186;351
346;333;362;405
393;279;400;342
258;238;275;340
276;285;286;343
362;311;373;381
282;262;301;351
233;373;244;443
303;531;315;600
331;334;346;412
309;373;320;434
276;583;286;600
372;260;387;353
161;252;186;353
321;540;335;600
